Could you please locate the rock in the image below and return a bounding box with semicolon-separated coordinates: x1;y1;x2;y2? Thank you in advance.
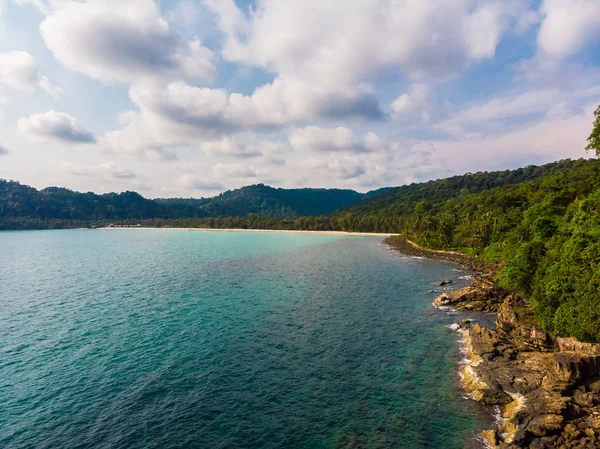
574;390;595;408
588;378;600;394
557;338;600;355
538;435;559;447
433;283;503;312
480;429;498;448
472;388;513;405
496;295;554;352
547;354;600;392
563;423;582;440
435;279;453;286
528;414;564;437
409;245;600;448
463;324;502;362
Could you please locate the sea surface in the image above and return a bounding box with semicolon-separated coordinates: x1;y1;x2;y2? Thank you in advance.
0;230;490;449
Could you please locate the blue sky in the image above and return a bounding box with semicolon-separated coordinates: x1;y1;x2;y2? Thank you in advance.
0;0;599;197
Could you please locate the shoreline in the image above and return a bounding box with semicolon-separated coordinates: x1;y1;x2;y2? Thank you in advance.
383;235;503;277
97;227;393;237
385;237;600;448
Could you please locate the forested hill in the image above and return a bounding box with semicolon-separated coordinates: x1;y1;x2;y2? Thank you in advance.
337;158;586;217
336;157;600;342
0;181;371;223
156;184;371;217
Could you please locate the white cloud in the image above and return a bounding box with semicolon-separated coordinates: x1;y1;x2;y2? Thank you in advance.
0;94;7;120
0;51;62;96
202;137;267;158
99;78;382;158
18;110;96;143
62;161;136;180
207;0;536;84
13;0;71;15
40;0;216;84
291;139;442;188
193;0;537;144
289;126;379;154
130;78;381;133
213;163;268;179
0;144;9;155
176;174;224;191
390;84;432;123
437;87;600;138
538;0;600;59
431;104;597;174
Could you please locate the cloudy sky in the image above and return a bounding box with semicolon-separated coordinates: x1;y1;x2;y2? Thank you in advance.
0;0;599;197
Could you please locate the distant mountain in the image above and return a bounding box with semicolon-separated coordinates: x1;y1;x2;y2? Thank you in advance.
0;180;196;220
0;181;373;222
156;184;368;217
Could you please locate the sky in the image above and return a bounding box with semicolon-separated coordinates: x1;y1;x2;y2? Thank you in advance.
0;0;599;198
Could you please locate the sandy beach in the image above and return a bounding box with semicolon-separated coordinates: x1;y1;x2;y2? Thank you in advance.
98;227;394;237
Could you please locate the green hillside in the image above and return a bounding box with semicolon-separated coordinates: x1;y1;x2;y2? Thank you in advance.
0;181;369;227
156;184;367;217
0;181;195;222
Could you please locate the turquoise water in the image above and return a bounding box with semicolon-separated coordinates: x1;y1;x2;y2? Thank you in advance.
0;230;487;448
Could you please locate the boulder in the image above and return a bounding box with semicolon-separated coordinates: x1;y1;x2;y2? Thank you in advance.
480;429;498;448
435;279;453;286
527;413;564;437
433;284;503;311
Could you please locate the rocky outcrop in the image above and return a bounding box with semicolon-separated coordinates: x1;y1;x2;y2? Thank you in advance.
459;298;600;448
496;295;555;353
433;277;507;312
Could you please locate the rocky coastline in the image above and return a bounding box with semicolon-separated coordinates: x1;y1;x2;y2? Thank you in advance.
384;237;600;449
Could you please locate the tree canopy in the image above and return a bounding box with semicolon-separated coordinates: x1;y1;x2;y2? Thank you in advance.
586;104;600;157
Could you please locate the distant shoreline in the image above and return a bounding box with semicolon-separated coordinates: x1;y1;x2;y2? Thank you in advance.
97;227;393;237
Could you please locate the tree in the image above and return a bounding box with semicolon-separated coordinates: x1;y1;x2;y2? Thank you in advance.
586;104;600;157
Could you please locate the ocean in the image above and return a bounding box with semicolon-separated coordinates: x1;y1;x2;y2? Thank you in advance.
0;229;489;448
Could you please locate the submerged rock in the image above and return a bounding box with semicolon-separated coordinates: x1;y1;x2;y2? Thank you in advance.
435;279;453;286
449;322;461;331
